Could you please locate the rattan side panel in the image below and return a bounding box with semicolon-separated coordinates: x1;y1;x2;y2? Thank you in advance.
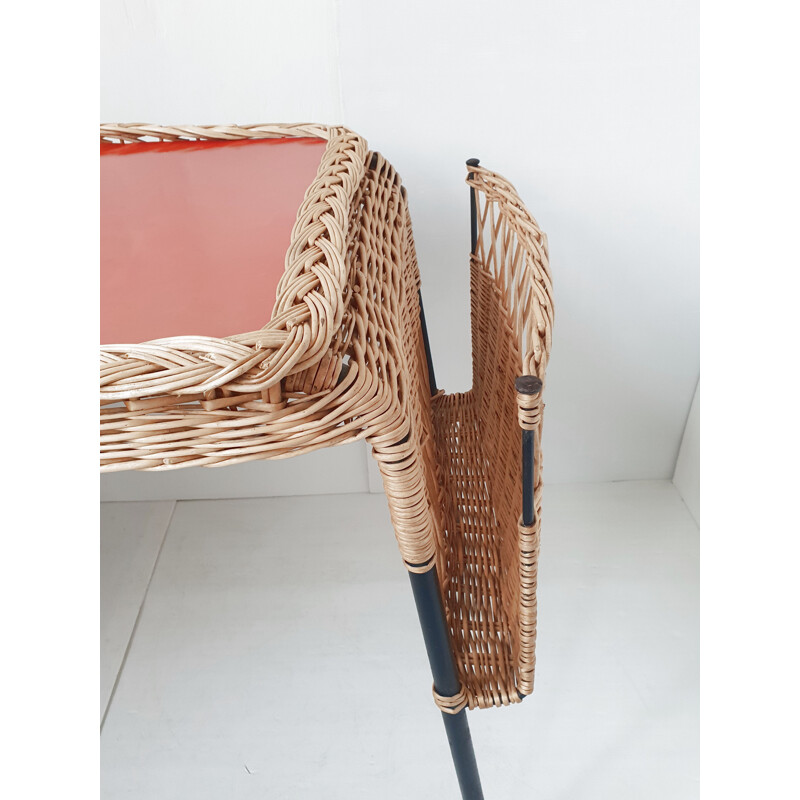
430;164;552;710
432;262;533;709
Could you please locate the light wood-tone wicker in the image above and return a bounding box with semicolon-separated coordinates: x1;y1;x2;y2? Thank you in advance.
432;166;552;708
99;124;552;711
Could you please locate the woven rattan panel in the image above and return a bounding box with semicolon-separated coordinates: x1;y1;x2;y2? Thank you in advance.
429;163;552;710
432;262;541;709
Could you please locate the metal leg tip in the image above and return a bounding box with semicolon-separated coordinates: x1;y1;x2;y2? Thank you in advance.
515;375;543;395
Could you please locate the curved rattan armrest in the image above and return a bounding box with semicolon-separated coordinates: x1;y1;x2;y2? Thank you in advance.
466;164;553;381
99;123;368;402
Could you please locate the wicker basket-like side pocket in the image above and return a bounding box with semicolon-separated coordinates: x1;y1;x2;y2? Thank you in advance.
432;166;553;710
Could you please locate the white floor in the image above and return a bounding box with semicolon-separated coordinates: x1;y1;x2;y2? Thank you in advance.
100;481;698;799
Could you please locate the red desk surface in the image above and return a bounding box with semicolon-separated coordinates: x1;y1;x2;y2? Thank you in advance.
101;137;327;344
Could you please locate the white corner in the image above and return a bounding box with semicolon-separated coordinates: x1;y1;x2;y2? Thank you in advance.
673;379;700;524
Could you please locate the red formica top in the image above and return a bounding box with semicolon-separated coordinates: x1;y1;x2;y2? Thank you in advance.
100;136;327;344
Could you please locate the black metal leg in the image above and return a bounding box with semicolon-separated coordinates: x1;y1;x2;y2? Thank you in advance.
467;158;480;255
418;290;438;395
402;158;484;799
408;568;484;800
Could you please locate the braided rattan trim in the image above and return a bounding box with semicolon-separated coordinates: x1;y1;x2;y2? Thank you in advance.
432;685;469;715
100;122;368;402
517;391;543;430
100;122;333;144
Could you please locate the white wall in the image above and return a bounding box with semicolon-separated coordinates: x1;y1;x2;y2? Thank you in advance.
673;380;699;524
101;0;698;498
100;442;371;501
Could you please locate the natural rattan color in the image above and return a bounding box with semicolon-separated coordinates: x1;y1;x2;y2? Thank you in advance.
99;124;552;711
432;167;552;707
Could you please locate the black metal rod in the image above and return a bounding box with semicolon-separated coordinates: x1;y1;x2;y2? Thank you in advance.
409;569;484;800
467;158;480;255
408;568;461;697
521;427;535;526
442;712;483;800
410;233;483;797
515;375;543;529
418;290;438;396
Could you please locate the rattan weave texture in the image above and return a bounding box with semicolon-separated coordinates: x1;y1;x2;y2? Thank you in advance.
432;166;552;708
99;124;552;711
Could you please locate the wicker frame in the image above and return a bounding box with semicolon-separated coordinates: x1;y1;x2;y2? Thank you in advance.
99;124;552;712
